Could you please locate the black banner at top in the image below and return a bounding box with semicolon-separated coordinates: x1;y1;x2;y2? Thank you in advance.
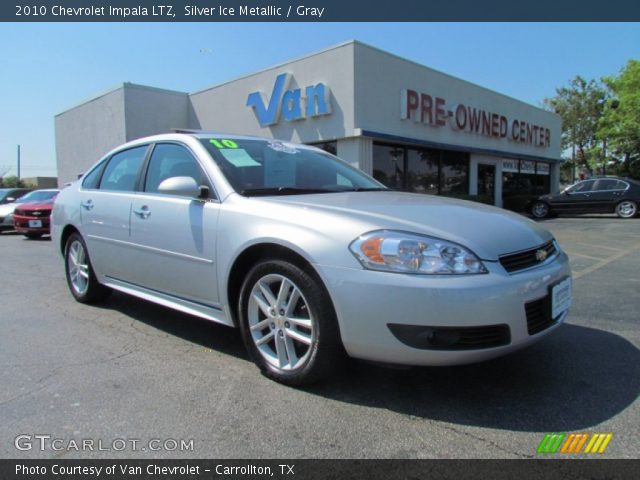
4;0;640;22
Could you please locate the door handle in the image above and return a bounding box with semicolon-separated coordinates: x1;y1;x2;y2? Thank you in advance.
80;200;94;210
133;206;151;219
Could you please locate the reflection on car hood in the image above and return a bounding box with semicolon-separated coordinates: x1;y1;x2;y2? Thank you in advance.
18;201;54;211
265;191;553;260
0;202;20;216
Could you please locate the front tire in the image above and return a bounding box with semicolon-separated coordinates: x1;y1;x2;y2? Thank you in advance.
64;232;111;303
238;259;343;386
531;201;550;219
615;200;637;219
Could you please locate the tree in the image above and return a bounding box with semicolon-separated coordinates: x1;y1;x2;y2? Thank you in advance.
0;176;26;188
544;76;608;176
598;60;640;178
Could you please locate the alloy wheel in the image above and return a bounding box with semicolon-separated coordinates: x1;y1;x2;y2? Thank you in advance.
616;201;637;219
67;239;90;295
532;202;549;218
247;274;315;371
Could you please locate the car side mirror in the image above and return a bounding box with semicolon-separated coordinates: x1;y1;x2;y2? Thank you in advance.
157;176;205;198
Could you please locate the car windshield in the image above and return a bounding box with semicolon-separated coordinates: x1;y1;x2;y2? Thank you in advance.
17;190;58;203
200;138;387;196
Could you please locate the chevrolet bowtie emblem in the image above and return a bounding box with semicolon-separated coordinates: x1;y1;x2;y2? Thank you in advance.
535;249;548;262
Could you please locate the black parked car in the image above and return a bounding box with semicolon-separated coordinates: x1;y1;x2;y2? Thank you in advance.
530;177;640;219
0;188;32;205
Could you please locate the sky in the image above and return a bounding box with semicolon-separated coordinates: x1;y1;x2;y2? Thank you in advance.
0;22;639;179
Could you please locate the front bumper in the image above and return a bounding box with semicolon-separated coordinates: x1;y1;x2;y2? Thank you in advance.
0;213;14;231
13;214;51;234
315;252;571;366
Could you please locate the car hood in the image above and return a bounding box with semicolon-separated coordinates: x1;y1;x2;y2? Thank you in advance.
0;202;20;216
18;201;54;211
264;191;553;261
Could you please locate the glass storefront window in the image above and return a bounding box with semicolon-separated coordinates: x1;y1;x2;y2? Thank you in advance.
310;141;337;156
502;160;552;212
373;142;469;197
406;148;438;194
373;144;405;190
440;151;469;197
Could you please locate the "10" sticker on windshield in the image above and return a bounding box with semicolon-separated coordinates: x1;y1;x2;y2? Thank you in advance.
210;139;238;149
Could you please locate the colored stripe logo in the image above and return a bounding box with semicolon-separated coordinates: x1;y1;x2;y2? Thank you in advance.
537;433;613;454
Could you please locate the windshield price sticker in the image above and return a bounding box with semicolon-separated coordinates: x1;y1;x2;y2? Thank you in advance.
219;149;261;167
210;139;238;149
267;141;299;154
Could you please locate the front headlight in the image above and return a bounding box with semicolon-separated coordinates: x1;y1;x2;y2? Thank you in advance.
349;230;487;275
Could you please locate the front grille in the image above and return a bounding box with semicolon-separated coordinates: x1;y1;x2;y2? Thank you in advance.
14;209;49;217
525;294;559;335
499;241;556;273
388;323;511;350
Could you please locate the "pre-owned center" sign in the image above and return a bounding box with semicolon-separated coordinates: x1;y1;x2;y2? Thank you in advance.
401;89;551;148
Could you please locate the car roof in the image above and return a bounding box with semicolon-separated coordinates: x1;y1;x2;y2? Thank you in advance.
580;176;640;185
121;132;322;152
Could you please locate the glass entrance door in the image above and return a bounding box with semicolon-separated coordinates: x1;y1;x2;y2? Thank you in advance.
477;164;495;202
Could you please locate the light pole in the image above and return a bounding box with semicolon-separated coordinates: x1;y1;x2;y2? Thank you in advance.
602;99;620;176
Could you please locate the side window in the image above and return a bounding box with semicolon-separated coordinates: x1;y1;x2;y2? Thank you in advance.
616;180;629;190
337;173;354;187
99;146;148;192
81;160;107;190
570;180;595;193
593;178;617;191
144;143;208;195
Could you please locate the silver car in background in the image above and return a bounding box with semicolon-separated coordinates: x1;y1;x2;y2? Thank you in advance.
52;133;572;385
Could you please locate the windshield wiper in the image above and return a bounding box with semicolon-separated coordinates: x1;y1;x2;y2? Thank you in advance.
239;187;335;197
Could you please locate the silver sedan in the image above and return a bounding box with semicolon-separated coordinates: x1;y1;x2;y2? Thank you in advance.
52;133;572;385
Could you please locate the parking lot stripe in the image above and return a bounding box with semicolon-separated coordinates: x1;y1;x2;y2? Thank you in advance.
574;242;624;252
573;243;640;280
564;251;606;261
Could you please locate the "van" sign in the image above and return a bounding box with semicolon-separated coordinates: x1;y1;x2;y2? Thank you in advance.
246;73;332;127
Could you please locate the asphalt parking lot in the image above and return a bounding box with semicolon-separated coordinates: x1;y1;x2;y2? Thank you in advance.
1;215;639;459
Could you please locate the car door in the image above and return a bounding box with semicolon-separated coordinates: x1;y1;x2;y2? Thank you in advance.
127;142;221;307
79;145;149;282
553;180;596;214
587;179;628;213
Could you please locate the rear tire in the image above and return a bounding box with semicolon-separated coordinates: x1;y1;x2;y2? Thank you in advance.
64;232;111;303
615;200;637;219
531;201;550;219
238;259;343;386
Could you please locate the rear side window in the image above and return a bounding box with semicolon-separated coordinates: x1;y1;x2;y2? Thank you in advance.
144;143;208;195
99;146;148;192
593;179;621;191
81;160;107;190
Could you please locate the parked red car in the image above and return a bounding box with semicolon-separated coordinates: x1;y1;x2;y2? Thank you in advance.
13;189;59;239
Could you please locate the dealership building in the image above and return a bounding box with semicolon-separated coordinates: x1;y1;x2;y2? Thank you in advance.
55;41;562;208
